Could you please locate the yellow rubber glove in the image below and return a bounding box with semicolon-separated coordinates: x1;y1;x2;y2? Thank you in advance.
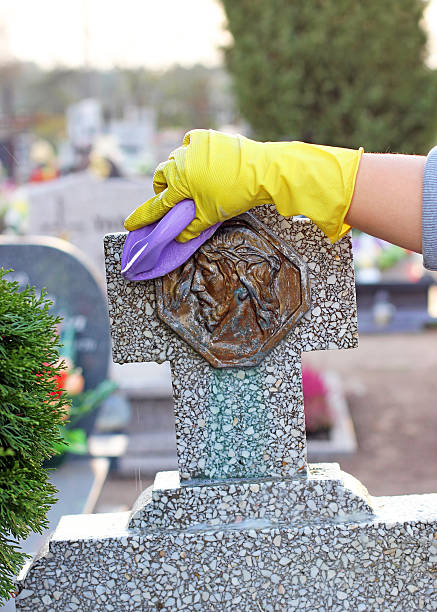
124;129;363;243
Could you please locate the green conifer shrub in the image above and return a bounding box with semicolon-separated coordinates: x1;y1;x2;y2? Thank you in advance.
0;269;68;604
222;0;437;152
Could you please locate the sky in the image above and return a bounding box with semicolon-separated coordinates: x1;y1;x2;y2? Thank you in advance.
0;0;437;70
0;0;230;69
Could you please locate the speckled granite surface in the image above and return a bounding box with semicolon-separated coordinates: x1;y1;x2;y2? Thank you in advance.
129;464;374;531
16;212;437;611
103;210;358;482
16;493;437;611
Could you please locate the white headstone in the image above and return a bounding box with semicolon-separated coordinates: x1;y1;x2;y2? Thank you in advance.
66;99;103;150
27;172;154;277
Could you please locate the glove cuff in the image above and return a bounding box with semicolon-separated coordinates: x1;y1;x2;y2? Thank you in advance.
267;142;364;242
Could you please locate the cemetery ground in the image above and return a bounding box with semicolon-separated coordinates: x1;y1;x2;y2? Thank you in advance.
95;329;437;513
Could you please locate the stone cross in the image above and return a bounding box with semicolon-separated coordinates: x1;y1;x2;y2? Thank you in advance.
15;208;437;611
105;206;358;483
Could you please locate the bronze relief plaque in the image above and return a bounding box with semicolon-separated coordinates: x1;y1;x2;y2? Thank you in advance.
156;213;311;368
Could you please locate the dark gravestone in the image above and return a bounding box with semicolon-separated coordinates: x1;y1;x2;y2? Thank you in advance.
0;235;110;399
356;279;434;333
0;236;112;612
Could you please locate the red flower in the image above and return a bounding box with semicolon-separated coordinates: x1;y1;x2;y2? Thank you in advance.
50;369;68;398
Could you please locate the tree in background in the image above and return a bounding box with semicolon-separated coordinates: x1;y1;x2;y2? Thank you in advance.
221;0;437;153
156;65;217;129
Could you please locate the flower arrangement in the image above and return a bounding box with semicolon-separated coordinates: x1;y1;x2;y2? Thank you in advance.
302;366;333;437
46;325;116;463
352;231;424;283
0;183;29;235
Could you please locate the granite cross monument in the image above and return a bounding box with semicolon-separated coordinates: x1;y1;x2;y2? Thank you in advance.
16;207;437;611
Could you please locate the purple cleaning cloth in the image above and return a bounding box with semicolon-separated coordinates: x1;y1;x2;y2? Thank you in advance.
121;199;221;281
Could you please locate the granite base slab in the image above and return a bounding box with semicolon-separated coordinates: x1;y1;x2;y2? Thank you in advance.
16;493;437;611
130;464;374;531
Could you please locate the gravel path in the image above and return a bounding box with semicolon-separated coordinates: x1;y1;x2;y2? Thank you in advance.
305;330;437;496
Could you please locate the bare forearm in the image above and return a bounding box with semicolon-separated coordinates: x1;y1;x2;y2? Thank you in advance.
345;153;425;253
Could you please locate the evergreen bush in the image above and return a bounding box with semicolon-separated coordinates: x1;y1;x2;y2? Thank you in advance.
0;269;68;604
222;0;437;153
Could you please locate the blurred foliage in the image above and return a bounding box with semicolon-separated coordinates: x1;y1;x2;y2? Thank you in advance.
32;114;66;143
222;0;437;152
53;379;117;457
156;65;217;129
1;62;235;138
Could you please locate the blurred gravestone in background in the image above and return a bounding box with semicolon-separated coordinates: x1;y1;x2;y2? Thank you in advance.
0;235;110;394
26;173;154;275
25;173;170;397
0;237;112;612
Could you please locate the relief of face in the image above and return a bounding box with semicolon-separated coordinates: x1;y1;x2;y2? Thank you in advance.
161;221;302;367
191;252;232;332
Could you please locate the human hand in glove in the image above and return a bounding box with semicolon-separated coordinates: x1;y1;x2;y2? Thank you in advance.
124;129;363;243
